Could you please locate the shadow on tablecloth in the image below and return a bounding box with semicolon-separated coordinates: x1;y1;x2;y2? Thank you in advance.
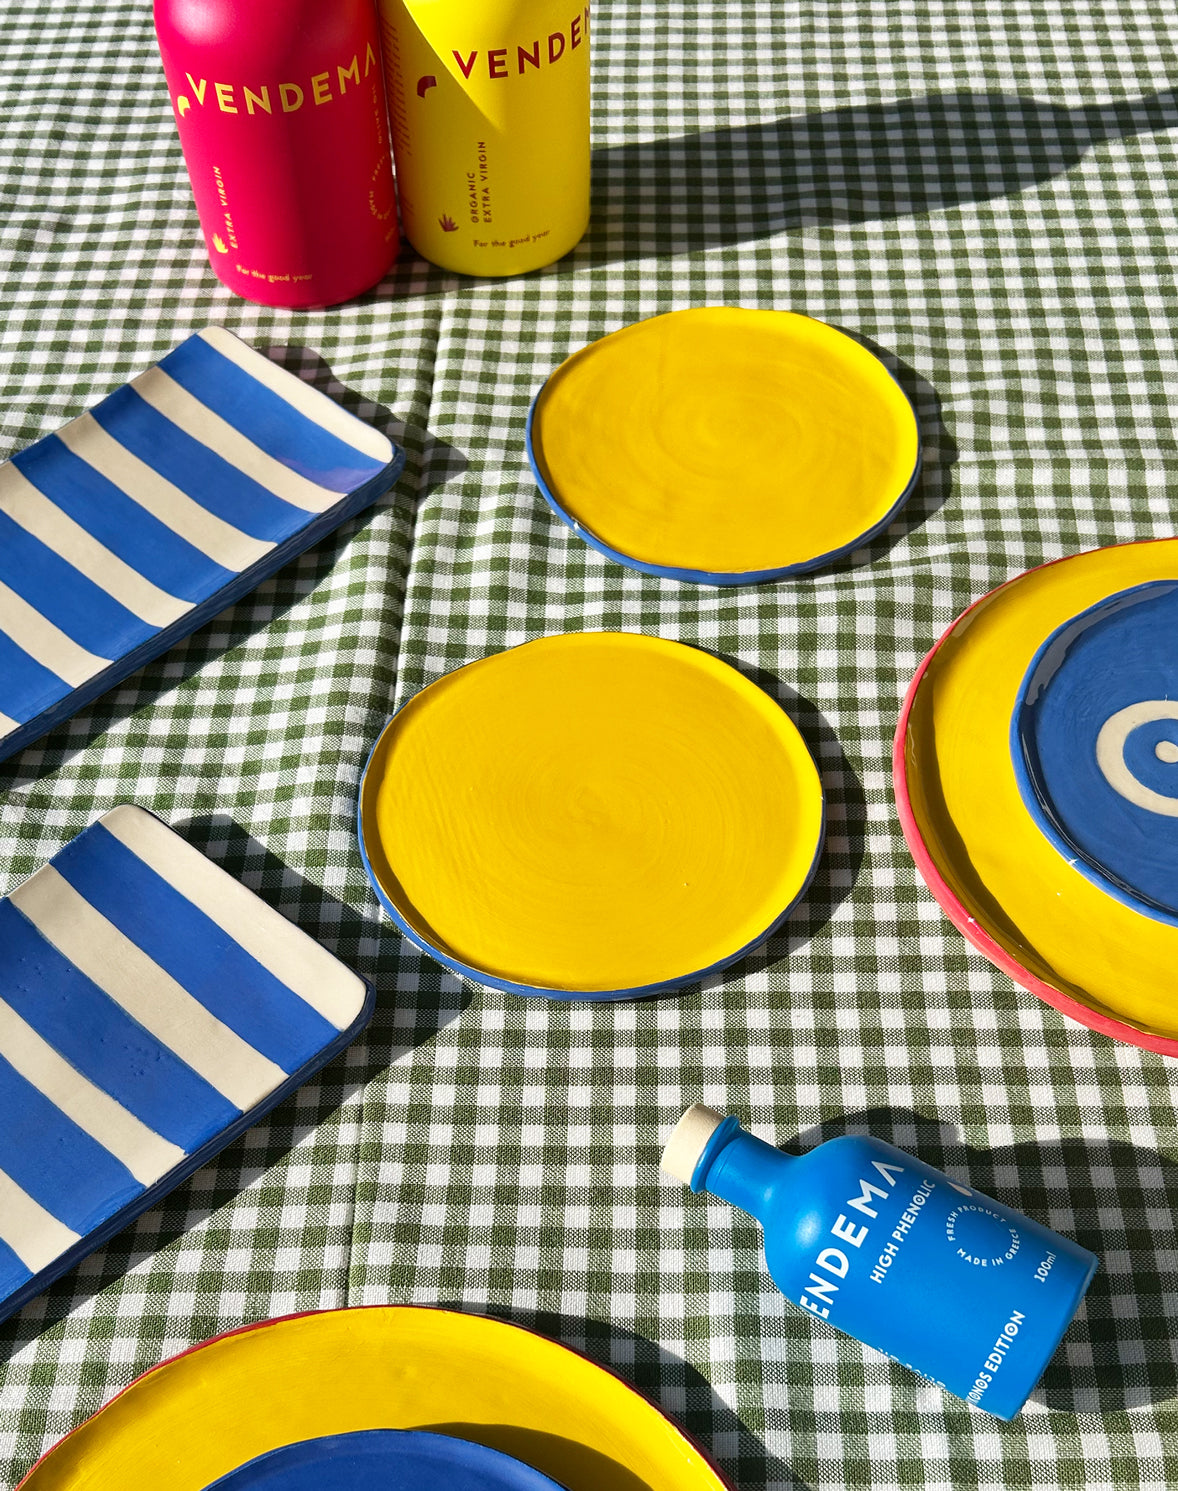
585;87;1178;254
709;658;867;978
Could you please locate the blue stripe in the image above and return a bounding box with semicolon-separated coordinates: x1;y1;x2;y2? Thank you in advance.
55;825;339;1072
0;1051;142;1234
160;337;384;494
93;388;314;543
0;630;72;725
0;508;157;656
0;901;239;1149
12;436;235;602
0;1234;33;1299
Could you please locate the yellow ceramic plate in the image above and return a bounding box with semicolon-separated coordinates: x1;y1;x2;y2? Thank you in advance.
17;1306;732;1491
358;632;824;998
894;539;1178;1054
526;308;921;584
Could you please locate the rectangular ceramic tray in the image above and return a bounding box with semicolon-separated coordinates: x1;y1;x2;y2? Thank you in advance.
0;804;375;1324
0;327;404;763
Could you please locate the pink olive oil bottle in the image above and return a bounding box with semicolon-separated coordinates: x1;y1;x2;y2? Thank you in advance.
154;0;400;307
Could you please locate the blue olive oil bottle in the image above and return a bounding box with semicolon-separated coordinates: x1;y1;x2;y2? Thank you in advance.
662;1106;1097;1419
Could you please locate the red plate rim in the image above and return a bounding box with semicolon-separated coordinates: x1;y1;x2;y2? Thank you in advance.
891;540;1178;1059
16;1303;737;1491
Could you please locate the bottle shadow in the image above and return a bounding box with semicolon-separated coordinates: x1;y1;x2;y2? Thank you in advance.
580;86;1178;261
0;816;468;1359
799;1105;1178;1414
326;86;1178;286
343;242;464;305
421;1306;811;1491
0;344;466;790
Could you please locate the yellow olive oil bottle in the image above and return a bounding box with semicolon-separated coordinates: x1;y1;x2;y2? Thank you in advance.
378;0;590;275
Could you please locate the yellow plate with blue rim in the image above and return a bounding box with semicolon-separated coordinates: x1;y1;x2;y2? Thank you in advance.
358;631;824;998
18;1306;732;1491
526;308;921;585
894;539;1178;1055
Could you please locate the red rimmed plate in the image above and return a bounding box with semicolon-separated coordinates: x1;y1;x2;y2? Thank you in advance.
18;1306;733;1491
893;539;1178;1055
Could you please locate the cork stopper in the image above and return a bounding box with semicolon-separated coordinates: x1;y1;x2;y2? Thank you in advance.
661;1103;725;1185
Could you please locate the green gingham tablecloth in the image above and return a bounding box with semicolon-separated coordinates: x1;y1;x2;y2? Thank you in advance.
3;0;1178;1485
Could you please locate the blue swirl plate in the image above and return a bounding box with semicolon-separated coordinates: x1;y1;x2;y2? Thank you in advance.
1012;579;1178;927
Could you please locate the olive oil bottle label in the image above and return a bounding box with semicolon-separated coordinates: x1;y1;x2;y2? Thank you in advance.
379;0;590;276
155;0;399;308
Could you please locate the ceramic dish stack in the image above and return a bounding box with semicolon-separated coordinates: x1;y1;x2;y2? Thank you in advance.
894;539;1178;1054
17;1307;732;1491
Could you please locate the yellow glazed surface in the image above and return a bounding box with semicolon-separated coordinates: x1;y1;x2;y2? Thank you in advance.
901;539;1178;1037
529;309;920;575
361;632;823;991
19;1306;730;1491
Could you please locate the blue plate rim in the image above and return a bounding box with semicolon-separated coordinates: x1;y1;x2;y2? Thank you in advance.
356;634;826;1001
523;312;923;587
201;1428;566;1491
1010;576;1178;930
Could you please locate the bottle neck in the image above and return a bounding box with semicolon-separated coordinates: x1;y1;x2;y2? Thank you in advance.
695;1124;792;1222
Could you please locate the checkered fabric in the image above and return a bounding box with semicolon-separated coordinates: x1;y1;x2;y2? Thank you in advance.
2;0;1178;1485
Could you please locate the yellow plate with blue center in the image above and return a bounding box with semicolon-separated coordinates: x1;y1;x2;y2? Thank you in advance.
526;308;921;584
359;632;824;998
894;539;1178;1055
18;1307;732;1491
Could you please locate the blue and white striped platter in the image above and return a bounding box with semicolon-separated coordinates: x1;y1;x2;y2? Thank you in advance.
0;327;404;763
0;804;374;1324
